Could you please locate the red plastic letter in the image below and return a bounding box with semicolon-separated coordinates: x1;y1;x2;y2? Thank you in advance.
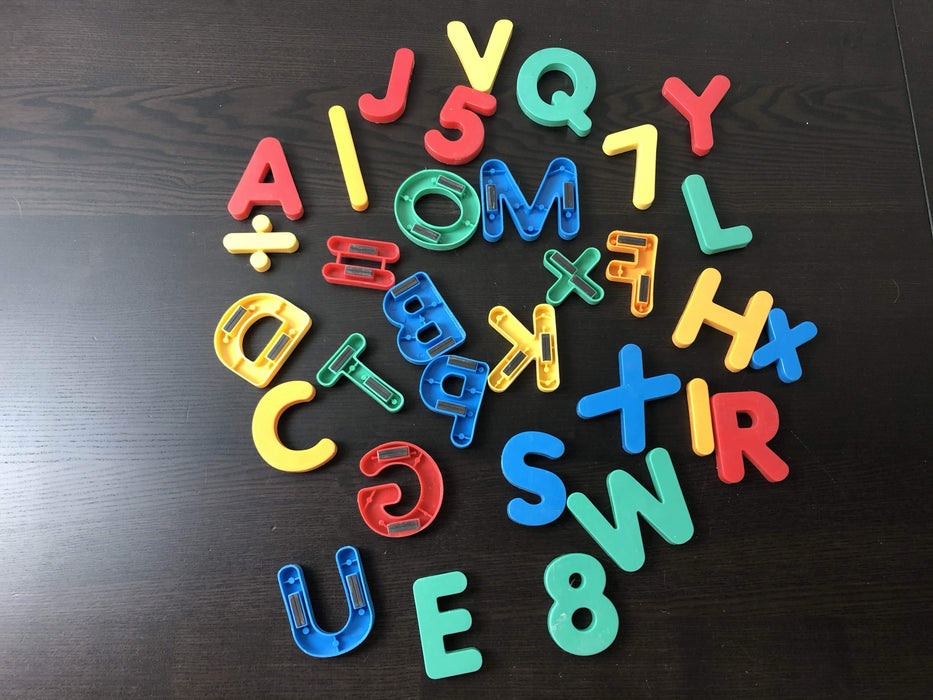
661;75;731;156
227;137;303;220
358;48;415;124
710;391;789;484
322;235;400;290
424;85;497;166
357;442;443;538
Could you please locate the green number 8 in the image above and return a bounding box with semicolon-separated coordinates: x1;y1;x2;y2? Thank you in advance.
544;552;619;656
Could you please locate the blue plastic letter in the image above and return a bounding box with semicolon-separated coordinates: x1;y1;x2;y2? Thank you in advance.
576;344;681;454
420;355;489;448
501;431;567;526
277;545;374;657
567;448;694;572
480;157;580;242
749;308;818;383
383;272;466;364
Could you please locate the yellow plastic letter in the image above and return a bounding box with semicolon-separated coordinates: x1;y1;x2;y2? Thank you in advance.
328;105;369;212
251;381;337;472
602;124;657;210
446;20;513;94
686;378;715;456
488;303;559;392
672;268;773;372
213;293;312;388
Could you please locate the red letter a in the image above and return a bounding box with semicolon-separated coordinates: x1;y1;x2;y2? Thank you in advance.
227;137;303;220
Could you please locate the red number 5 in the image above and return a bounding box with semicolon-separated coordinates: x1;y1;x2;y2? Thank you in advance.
424;85;497;166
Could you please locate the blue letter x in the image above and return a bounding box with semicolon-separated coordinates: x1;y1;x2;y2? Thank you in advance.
750;308;818;383
577;344;681;454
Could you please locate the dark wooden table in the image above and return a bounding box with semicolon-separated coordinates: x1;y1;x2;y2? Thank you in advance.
2;1;931;697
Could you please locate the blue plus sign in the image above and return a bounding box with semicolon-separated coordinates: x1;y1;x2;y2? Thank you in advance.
750;308;818;383
576;344;681;454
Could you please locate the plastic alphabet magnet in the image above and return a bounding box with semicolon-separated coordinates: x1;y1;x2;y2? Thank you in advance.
605;231;658;318
543;248;604;305
252;381;337;472
488;304;559;393
420;355;489;448
662;75;731;156
576;344;680;454
412;571;482;679
227;137;303;220
358;47;415;123
601;124;658;210
395;170;480;250
672;267;773;372
480;157;580;242
446;20;513;93
681;174;752;254
501;431;567;526
566;448;694;572
322;236;400;290
711;391;789;483
328;105;369;211
278;546;374;658
516;47;596;137
383;272;466;364
213;293;311;388
357;441;443;537
316;333;404;412
749;308;818;383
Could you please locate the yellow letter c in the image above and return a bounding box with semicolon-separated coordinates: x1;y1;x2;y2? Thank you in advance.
251;381;337;472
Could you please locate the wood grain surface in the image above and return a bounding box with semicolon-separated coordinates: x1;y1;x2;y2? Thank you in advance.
1;1;931;697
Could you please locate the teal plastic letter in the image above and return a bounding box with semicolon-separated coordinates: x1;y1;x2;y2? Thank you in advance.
516;47;596;137
412;571;483;679
544;552;619;656
566;447;694;572
394;170;479;251
682;173;753;254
